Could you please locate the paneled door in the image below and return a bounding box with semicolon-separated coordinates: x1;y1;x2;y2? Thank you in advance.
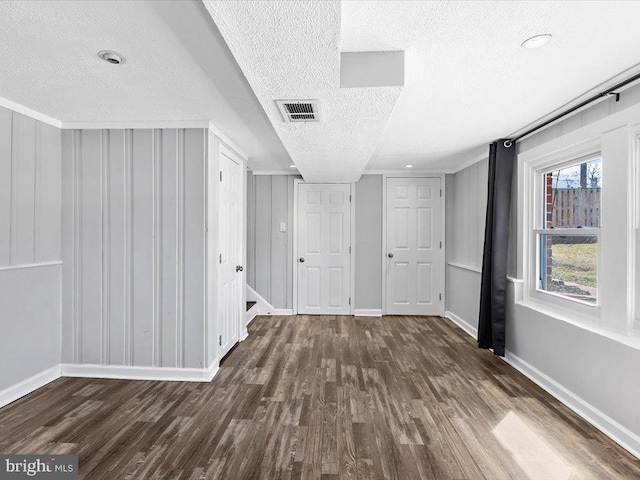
218;150;243;358
385;177;443;315
297;183;351;314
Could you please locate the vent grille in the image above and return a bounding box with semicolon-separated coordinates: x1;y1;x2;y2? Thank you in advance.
276;100;320;123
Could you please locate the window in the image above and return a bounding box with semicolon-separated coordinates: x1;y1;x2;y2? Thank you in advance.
534;157;601;305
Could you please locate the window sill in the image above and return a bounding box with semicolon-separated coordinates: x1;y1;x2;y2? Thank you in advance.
515;297;640;351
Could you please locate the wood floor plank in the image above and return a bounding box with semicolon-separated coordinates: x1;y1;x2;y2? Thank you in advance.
0;315;639;479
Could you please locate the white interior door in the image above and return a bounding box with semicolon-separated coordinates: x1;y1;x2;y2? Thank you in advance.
297;183;351;314
218;151;243;357
385;177;443;315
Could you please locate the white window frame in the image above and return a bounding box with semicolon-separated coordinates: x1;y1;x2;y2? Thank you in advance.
521;139;602;323
633;131;640;337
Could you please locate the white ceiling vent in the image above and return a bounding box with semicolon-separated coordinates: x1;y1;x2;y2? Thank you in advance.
276;100;321;123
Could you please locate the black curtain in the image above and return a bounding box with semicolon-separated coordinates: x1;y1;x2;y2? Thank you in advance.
478;140;516;356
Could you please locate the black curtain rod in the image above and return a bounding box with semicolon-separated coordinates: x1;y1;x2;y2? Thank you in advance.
505;70;640;146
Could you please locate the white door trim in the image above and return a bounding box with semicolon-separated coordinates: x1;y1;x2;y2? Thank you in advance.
350;181;356;316
293;180;354;315
381;174;446;315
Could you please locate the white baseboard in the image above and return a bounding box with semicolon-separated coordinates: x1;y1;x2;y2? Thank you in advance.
0;361;221;411
503;351;640;460
60;362;219;383
268;309;294;315
444;310;478;337
240;328;249;341
442;311;640;460
246;306;258;326
205;360;219;382
0;365;61;409
354;309;383;317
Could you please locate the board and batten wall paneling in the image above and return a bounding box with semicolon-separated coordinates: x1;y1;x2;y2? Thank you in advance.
445;158;487;322
0;108;11;265
270;176;291;309
354;175;383;310
446;158;488;269
0;105;62;396
249;175;295;309
247;174;384;311
61;128;207;369
183;129;206;368
246;171;256;289
0;106;61;267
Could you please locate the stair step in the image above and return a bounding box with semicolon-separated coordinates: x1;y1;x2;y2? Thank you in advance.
246;301;257;312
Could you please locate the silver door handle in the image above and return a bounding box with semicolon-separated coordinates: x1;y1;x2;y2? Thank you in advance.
236;265;243;272
388;253;394;258
299;257;305;263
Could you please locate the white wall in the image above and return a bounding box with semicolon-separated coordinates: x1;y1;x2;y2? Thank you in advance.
354;175;383;310
445;85;640;456
0;106;62;392
61;128;208;369
0;265;61;391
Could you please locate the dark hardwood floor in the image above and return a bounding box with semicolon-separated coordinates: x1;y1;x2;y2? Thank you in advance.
1;315;639;479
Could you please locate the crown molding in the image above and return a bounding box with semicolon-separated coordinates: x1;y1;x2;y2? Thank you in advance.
61;120;211;130
363;169;454;175
0;96;62;128
208;121;249;161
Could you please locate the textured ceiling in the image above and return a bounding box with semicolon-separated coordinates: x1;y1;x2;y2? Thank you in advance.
0;0;290;170
341;0;640;171
203;0;402;182
4;1;640;176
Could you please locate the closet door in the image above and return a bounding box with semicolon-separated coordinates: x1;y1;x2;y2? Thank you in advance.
385;177;443;315
218;150;243;357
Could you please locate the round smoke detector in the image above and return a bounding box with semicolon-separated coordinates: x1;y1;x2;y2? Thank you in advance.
98;50;124;65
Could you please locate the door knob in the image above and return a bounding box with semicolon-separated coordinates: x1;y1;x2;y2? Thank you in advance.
388;253;394;258
299;257;305;263
236;265;243;272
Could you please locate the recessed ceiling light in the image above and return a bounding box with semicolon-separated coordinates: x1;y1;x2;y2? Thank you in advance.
521;34;552;50
405;164;414;168
98;50;124;65
288;164;297;168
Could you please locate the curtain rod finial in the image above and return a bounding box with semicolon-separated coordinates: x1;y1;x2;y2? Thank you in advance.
503;140;513;148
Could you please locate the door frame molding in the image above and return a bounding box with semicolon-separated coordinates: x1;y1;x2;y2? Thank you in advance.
293;180;355;315
381;174;446;315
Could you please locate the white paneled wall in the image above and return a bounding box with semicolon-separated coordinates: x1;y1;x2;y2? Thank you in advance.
61;128;207;369
0;106;62;395
0;107;61;266
247;174;296;309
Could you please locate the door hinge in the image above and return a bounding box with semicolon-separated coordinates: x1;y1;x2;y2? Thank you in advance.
439;241;442;249
219;253;222;264
440;189;442;197
219;335;222;346
349;194;352;203
349;246;351;253
348;297;351;305
219;171;222;182
439;293;442;301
